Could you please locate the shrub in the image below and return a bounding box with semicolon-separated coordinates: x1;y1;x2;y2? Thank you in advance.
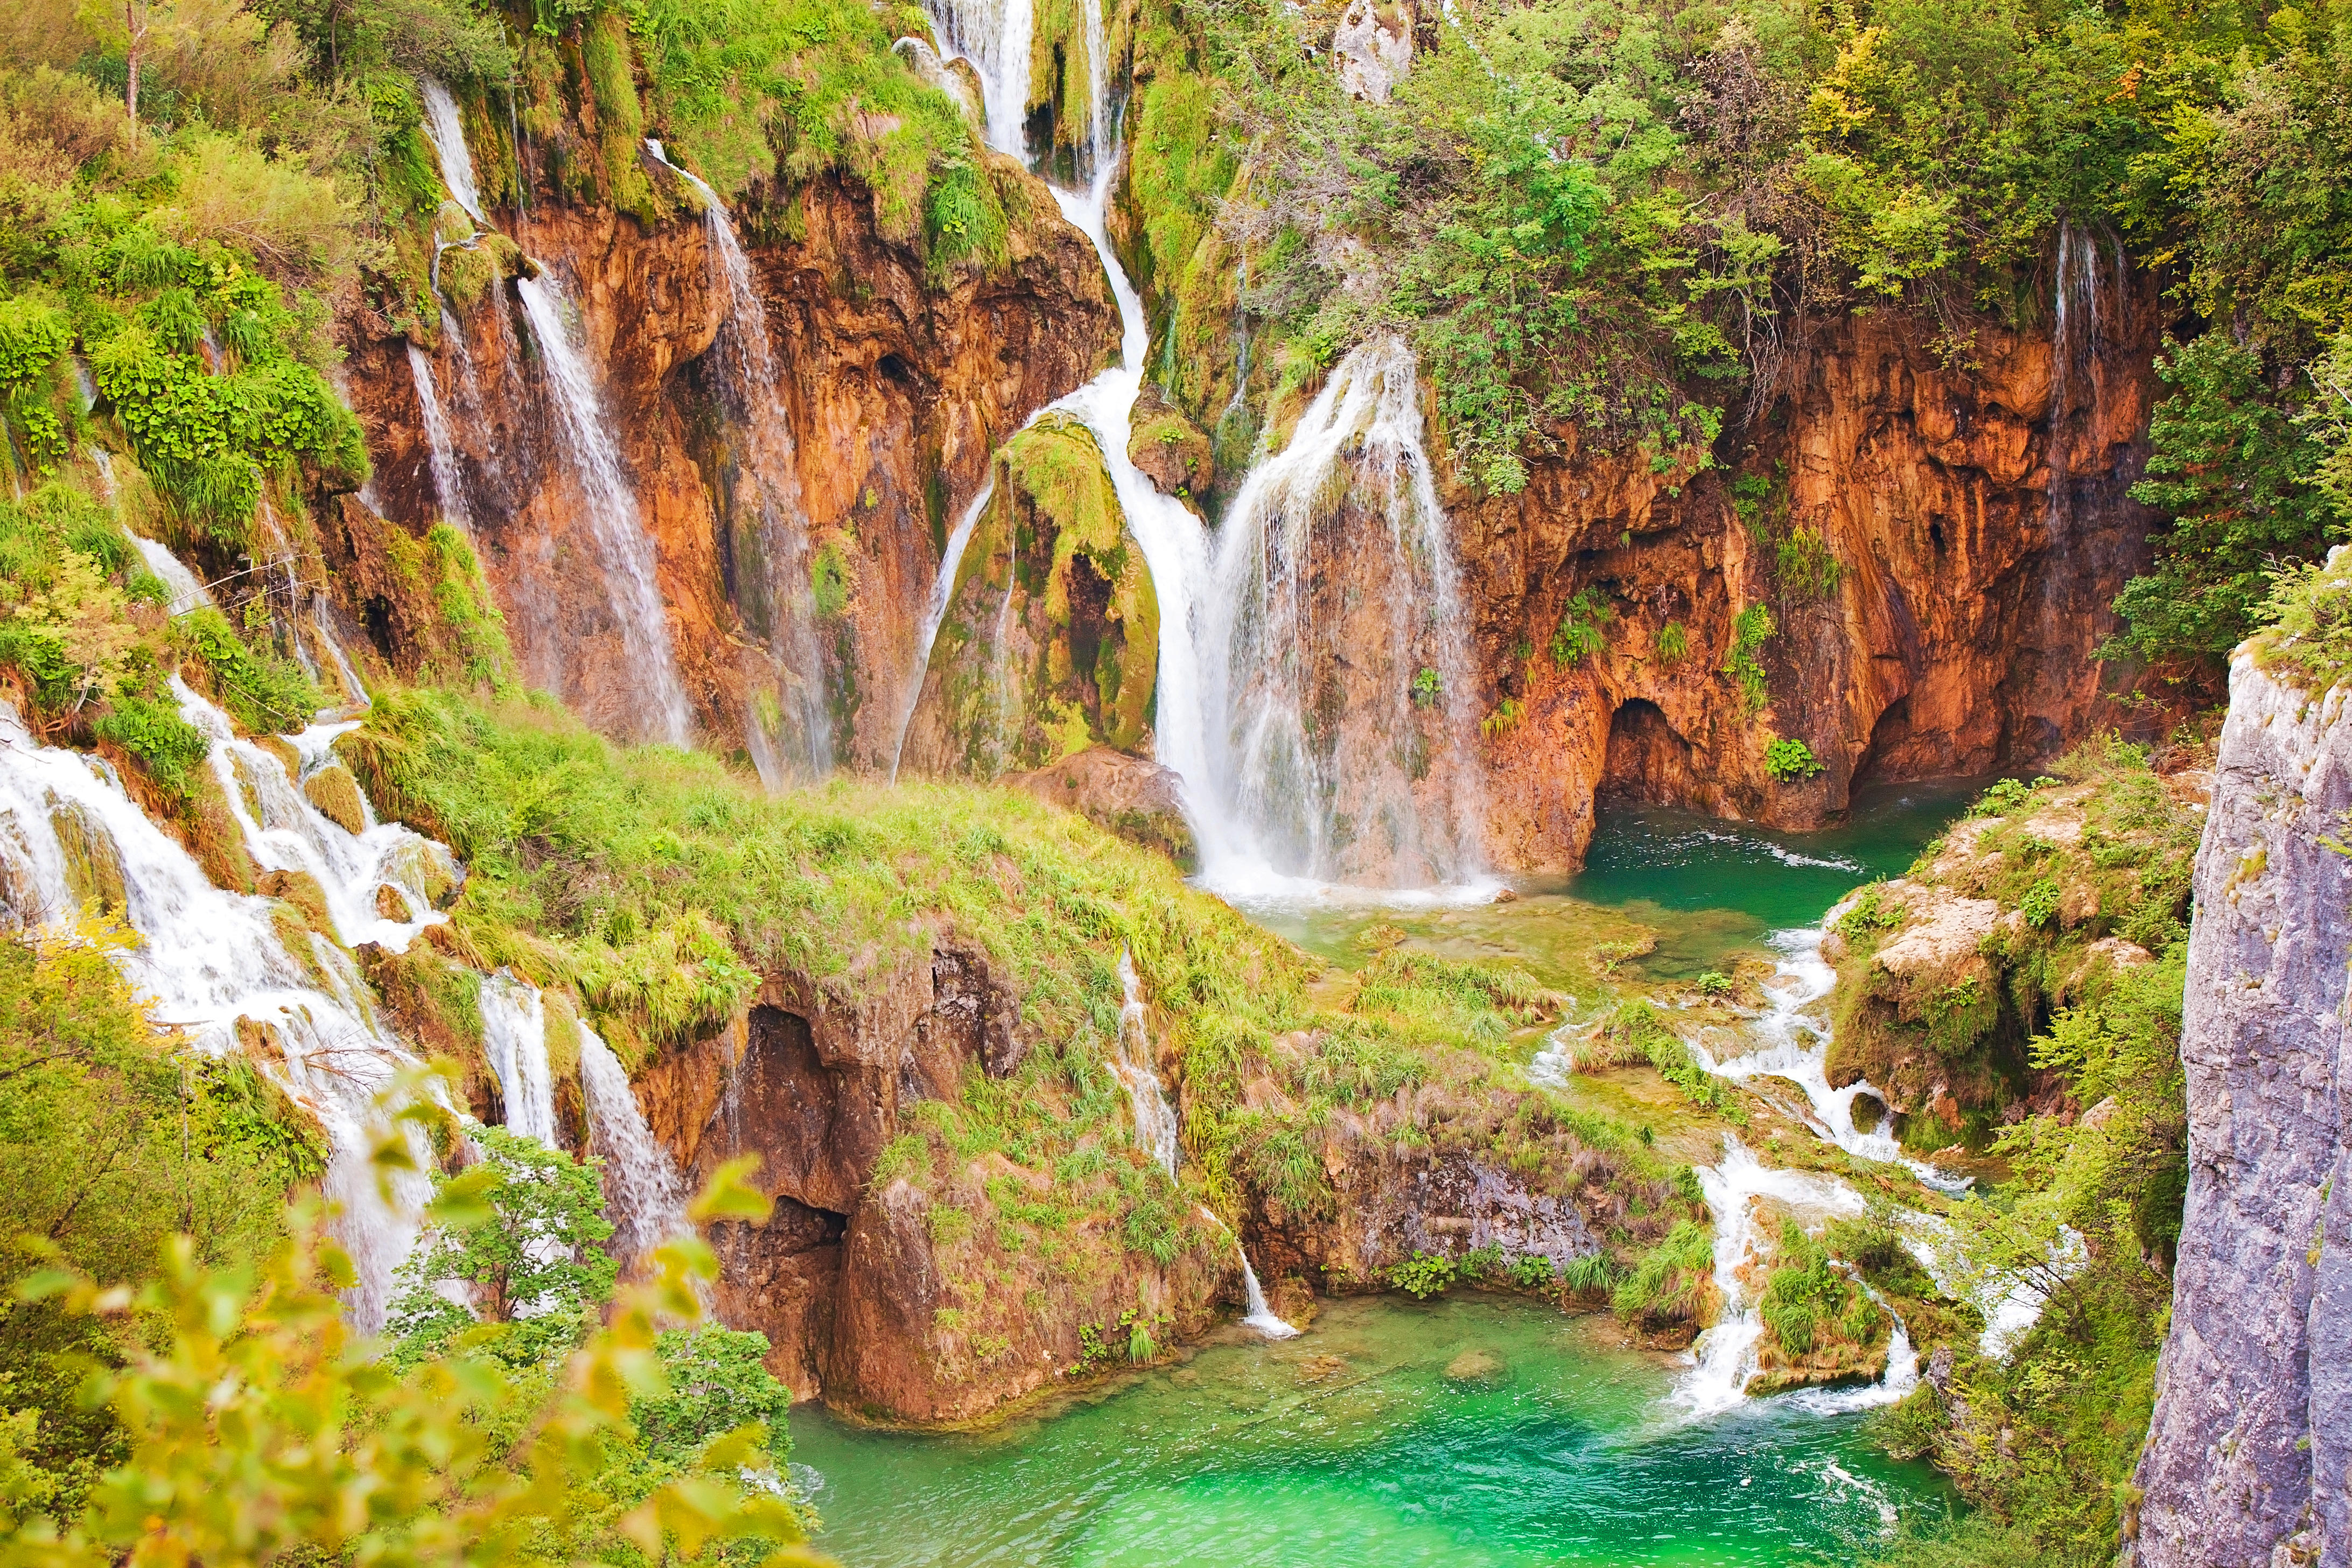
1776;528;1843;599
1507;1255;1556;1289
1410;666;1440;707
1722;602;1775;713
2020;877;2062;928
1389;1251;1458;1299
1696;971;1732;996
1550;589;1613;666
1464;1242;1504;1277
1655;620;1688;663
93;696;212;795
1837;886;1902;940
1764;736;1824;781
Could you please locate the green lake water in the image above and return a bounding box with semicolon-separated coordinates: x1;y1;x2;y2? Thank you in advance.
790;1296;1956;1567
790;783;1987;1565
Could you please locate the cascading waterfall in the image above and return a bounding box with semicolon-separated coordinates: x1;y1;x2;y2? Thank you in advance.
887;477;995;780
1689;906;1973;1194
1111;950;1180;1177
480;972;559;1147
1199;338;1488;892
419;78;487;224
920;0;1034;158
1678;1137;1870;1418
577;1025;691;1263
645;141;831;782
178;679;454;953
0;698;435;1332
407;339;470;533
310;594;371;711
514;276;693;745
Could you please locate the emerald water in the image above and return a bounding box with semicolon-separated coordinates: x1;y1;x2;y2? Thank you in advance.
790;784;1985;1565
790;1296;1955;1566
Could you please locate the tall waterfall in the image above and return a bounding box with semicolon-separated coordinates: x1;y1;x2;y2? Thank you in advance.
922;0;1034;158
0;699;435;1332
1200;339;1487;891
912;0;1491;899
646;141;831;783
577;1025;691;1263
418;78;486;223
515;276;693;746
407;340;470;532
480;972;559;1147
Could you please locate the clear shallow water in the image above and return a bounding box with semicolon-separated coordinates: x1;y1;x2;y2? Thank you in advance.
1250;779;1981;985
790;1296;1954;1566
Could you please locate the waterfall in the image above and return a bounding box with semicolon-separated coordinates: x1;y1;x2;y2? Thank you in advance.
577;1025;690;1263
0;699;433;1332
514;276;693;746
310;593;370;711
1787;1279;1921;1415
1236;1245;1300;1339
1690;907;1974;1194
644;141;831;782
419;77;486;224
887;476;995;780
480;971;558;1147
177;679;453;954
1677;1137;1868;1417
407;340;470;533
920;0;1034;158
1199;338;1488;893
1110;950;1180;1177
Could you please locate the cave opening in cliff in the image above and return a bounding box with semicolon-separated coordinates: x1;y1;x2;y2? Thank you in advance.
1600;698;1697;805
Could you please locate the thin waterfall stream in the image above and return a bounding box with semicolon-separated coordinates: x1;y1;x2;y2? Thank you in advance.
514;275;694;745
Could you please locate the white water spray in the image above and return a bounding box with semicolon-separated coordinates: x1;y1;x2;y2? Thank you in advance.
888;476;995;780
577;1025;691;1263
480;971;559;1147
419;78;487;225
515;276;692;745
0;699;433;1331
645;141;830;781
920;0;1034;158
407;340;470;533
1677;1137;1867;1418
1111;950;1180;1178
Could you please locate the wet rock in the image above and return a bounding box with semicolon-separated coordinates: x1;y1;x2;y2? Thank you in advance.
257;868;333;934
1333;0;1412;103
1126;382;1213;499
50;801;126;914
1443;1348;1506;1388
1008;746;1196;869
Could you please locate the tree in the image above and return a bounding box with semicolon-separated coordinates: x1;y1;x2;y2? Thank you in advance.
2107;334;2344;669
385;1124;617;1369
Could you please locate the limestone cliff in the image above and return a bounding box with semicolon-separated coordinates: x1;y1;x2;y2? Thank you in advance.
336;141;1116;766
2130;647;2352;1567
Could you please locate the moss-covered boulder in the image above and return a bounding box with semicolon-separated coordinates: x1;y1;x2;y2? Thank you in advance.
901;414;1160;780
1128;382;1215;499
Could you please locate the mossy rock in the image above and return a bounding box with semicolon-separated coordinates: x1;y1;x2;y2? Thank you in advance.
303;762;368;836
1443;1348;1507;1388
902;415;1160;780
1128;382;1215;500
51;801;127;914
257;867;334;936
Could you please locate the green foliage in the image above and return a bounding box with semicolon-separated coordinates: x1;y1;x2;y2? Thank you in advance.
1612;1220;1713;1330
1695;971;1731;997
2019;877;2061;928
1721;602;1775;715
1757;1221;1873;1360
1836;886;1902;941
2252;544;2352;695
1763;736;1822;782
1388;1251;1458;1299
1506;1255;1556;1289
1776;528;1842;600
2109;335;2344;668
1654;621;1688;664
177;605;322;732
92;697;211;796
1602;1000;1738;1117
1462;1242;1504;1278
1548;589;1613;667
1409;666;1440;708
386;1124;620;1368
1972;776;2035;817
1557;1252;1616;1297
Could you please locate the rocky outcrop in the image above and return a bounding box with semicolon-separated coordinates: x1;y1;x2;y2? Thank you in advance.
2130;655;2352;1568
632;935;1236;1420
339;142;1116;764
1007;746;1196;867
1465;268;2166;869
899;414;1160;779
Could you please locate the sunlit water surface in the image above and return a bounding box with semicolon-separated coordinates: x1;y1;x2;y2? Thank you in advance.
790;783;1988;1565
791;1297;1956;1566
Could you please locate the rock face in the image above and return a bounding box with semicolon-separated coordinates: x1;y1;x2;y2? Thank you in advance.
339;151;1116;765
632;938;1236;1420
1463;271;2166;869
898;414;1160;780
2130;656;2352;1568
1007;746;1197;867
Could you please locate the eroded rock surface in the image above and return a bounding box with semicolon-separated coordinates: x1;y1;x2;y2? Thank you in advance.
2130;657;2352;1568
